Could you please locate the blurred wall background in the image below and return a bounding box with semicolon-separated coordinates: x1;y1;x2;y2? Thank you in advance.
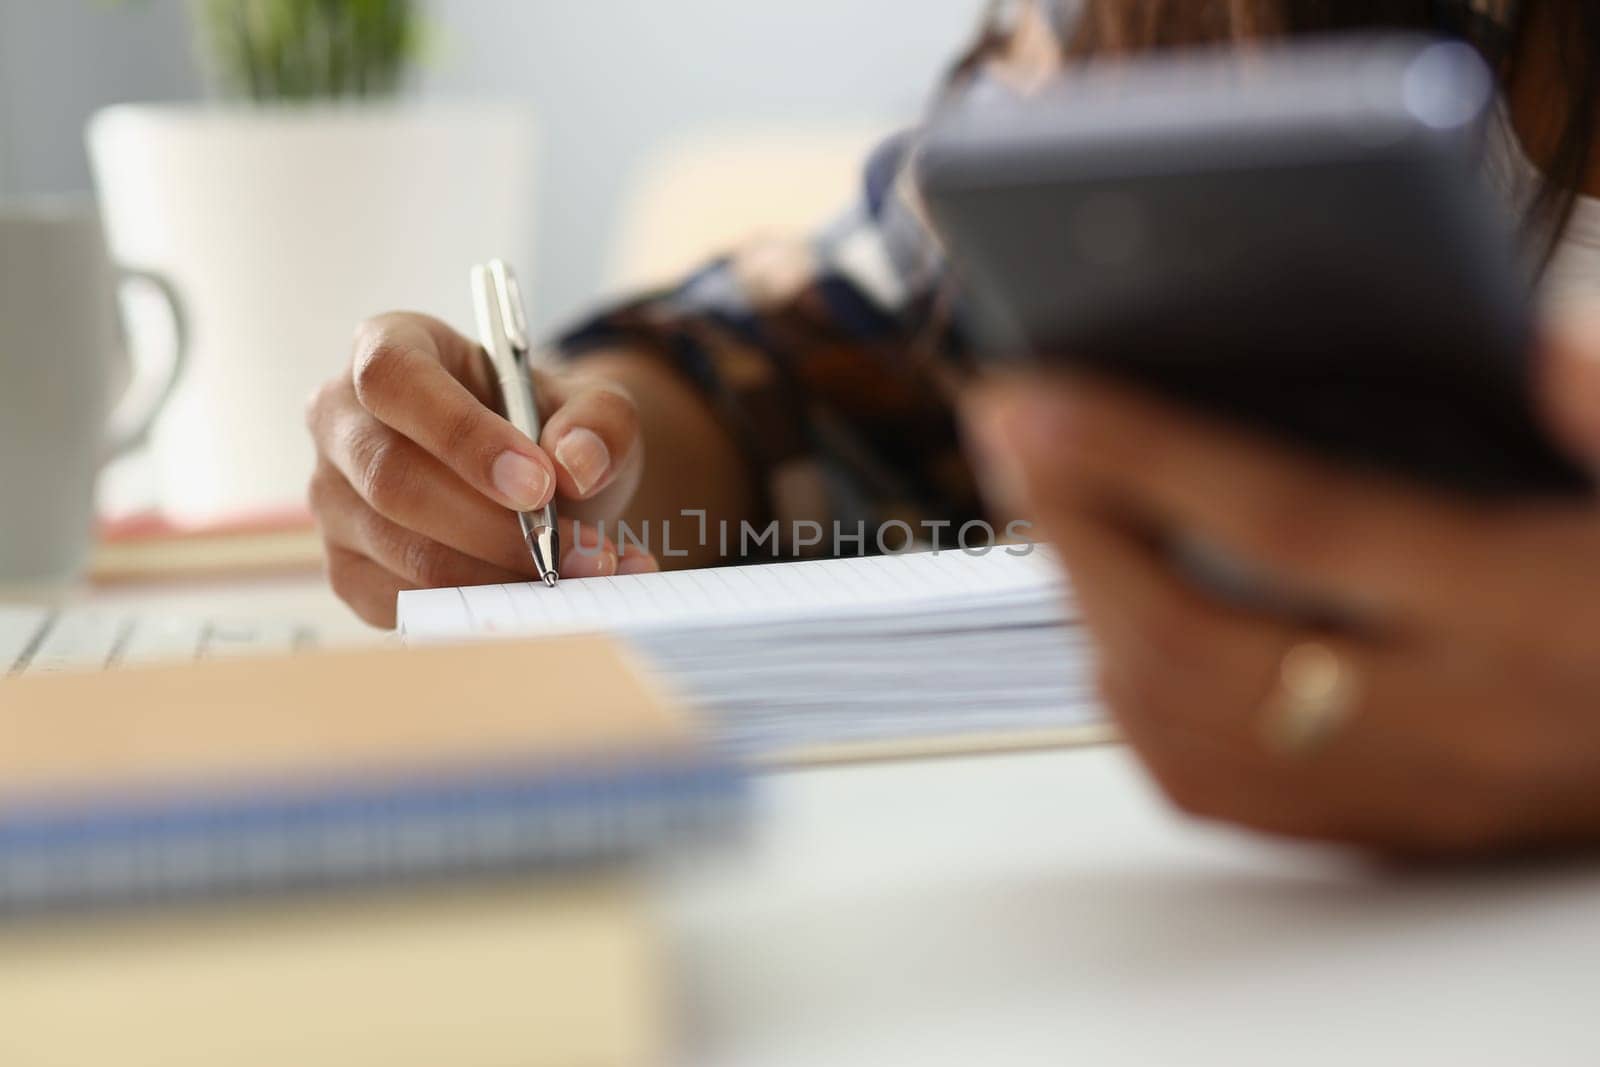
0;1;199;195
0;0;981;331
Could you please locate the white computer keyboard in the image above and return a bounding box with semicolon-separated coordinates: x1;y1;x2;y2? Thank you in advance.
0;606;317;676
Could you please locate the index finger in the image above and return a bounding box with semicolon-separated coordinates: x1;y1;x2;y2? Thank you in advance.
350;313;559;513
987;377;1600;649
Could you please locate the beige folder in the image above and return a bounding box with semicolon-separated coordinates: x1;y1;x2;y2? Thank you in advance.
0;636;694;1067
0;876;666;1067
0;635;700;793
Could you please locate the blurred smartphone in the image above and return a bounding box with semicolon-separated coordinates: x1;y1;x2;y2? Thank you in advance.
918;35;1591;499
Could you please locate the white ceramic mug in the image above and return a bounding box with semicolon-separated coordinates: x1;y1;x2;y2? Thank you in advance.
0;201;187;584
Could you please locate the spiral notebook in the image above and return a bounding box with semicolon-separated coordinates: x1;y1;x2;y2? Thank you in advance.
0;638;741;913
398;549;1110;763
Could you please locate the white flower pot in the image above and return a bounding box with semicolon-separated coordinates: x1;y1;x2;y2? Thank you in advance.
88;102;535;524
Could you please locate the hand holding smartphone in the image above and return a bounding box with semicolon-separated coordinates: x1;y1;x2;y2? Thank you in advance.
918;35;1591;500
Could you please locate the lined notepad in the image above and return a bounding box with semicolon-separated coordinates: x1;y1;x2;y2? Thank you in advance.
399;550;1107;762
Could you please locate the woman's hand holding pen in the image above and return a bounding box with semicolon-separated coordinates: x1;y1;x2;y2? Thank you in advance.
306;311;658;628
970;306;1600;857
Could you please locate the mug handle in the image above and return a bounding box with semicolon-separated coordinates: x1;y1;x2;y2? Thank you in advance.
103;267;190;462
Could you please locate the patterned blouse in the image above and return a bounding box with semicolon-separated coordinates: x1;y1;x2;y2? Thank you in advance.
556;0;1521;558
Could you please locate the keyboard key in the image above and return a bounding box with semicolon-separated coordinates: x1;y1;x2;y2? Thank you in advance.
200;620;310;660
0;606;50;674
1;608;319;675
116;616;207;667
26;611;130;675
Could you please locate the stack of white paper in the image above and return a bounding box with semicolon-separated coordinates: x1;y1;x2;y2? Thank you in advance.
398;549;1103;759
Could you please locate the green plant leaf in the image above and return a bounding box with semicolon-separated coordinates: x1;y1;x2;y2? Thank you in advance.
181;0;419;102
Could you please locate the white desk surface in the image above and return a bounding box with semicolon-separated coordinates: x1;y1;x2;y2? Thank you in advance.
63;576;1600;1066
669;746;1600;1067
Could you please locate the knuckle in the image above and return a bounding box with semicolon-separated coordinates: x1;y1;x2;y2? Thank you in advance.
351;338;408;409
325;549;361;604
440;402;489;457
304;377;348;439
397;536;453;589
306;464;337;516
355;436;413;517
304;381;331;433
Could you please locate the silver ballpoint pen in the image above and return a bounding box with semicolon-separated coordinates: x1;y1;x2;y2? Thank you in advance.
471;260;560;587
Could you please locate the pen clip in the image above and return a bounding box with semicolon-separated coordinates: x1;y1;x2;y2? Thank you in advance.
488;259;531;355
470;263;507;365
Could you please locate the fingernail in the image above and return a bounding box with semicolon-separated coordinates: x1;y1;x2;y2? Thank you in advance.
617;552;660;575
555;428;611;497
491;450;550;510
571;525;606;554
563;547;617;578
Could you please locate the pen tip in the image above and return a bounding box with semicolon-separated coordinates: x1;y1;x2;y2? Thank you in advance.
542;572;558;588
